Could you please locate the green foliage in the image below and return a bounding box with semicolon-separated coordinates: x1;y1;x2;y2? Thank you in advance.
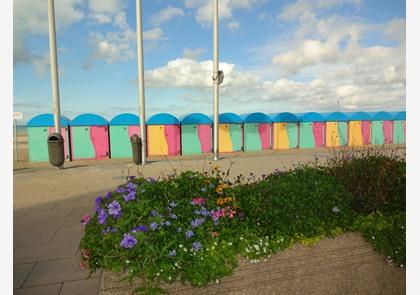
79;152;406;294
353;212;406;266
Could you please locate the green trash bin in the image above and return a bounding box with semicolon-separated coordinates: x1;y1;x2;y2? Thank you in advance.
131;134;142;165
47;133;65;167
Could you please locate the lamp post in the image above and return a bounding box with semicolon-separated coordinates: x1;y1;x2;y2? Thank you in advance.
213;0;220;161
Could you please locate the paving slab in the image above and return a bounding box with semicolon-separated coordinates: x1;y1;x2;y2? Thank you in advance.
14;283;62;295
22;257;101;288
14;262;36;289
14;228;58;247
52;226;84;243
60;277;102;295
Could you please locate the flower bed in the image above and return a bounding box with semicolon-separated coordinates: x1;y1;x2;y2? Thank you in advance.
80;156;405;294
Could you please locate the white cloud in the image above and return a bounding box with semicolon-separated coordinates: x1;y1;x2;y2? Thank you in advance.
14;0;83;67
279;0;362;21
183;48;206;60
227;21;240;31
186;0;262;25
383;18;406;43
150;5;185;26
88;0;123;24
143;28;164;41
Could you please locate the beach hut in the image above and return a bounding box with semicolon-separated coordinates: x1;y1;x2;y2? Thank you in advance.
298;112;325;148
270;112;299;150
391;111;406;144
147;113;180;156
109;113;140;158
70;114;110;160
241;112;271;152
348;112;372;147
180;113;212;155
370;111;394;145
27;114;71;162
324;112;349;147
219;112;243;153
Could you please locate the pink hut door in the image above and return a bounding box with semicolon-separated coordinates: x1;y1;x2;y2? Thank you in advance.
383;121;393;144
198;125;212;153
90;126;109;159
312;122;325;147
361;121;371;145
128;126;140;138
164;125;181;155
258;123;271;150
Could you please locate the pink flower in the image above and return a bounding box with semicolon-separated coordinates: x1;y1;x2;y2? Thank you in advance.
191;197;207;206
79;261;87;270
211;231;220;237
80;214;91;226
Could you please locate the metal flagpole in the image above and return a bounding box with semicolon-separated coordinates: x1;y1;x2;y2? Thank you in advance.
47;0;61;134
213;0;219;161
136;0;147;165
14;119;18;162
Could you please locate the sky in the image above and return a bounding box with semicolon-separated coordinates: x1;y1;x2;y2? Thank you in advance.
13;0;406;123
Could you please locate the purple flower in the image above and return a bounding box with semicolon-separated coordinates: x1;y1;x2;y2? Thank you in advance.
123;191;136;202
165;221;171;226
191;218;205;228
105;192;112;199
238;212;245;220
115;187;125;194
132;225;148;233
185;230;194;239
98;209;108;224
169;249;177;257
176;227;182;233
200;187;206;192
194;210;201;215
120;233;137;249
150;222;158;231
150;210;158;217
126;182;138;190
169;201;177;208
128;175;136;180
102;226;118;234
95;196;103;212
147;177;157;183
108;201;121;218
192;242;202;251
169;213;177;219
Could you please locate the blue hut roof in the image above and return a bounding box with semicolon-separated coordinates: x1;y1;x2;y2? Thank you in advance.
324;112;349;122
110;113;140;126
27;114;71;127
392;111;406;120
347;112;371;121
269;112;299;123
180;113;212;124
298;112;325;122
370;111;394;121
70;113;108;126
219;112;243;124
241;112;271;123
147;113;180;125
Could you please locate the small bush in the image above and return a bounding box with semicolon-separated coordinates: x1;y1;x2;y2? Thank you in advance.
353;212;406;266
325;148;406;213
233;167;356;239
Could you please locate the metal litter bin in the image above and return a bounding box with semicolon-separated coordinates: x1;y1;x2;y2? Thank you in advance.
47;133;65;167
131;134;142;165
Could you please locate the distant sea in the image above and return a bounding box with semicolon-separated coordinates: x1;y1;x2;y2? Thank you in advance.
15;125;27;136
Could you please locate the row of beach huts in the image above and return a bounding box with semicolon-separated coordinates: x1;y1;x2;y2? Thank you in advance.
26;111;406;162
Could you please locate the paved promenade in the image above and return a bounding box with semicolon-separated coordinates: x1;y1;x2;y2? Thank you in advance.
13;147;405;294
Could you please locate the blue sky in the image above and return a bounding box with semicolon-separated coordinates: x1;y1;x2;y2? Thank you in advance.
13;0;406;123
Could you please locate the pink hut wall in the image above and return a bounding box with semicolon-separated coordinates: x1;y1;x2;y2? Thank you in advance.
313;122;325;147
383;121;393;144
198;125;212;153
165;125;181;155
258;123;271;150
361;121;371;145
128;126;140;138
90;126;109;159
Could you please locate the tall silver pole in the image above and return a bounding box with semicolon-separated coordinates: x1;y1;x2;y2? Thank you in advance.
14;119;18;162
136;0;147;165
48;0;61;134
213;0;219;161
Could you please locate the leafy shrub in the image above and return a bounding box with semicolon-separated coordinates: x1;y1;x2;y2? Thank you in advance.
353;212;406;266
233;167;356;240
325;148;406;213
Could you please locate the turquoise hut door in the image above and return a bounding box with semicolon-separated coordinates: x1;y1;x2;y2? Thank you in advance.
229;125;243;151
28;127;49;162
244;123;262;152
371;121;384;145
299;122;314;148
181;125;201;155
287;123;298;148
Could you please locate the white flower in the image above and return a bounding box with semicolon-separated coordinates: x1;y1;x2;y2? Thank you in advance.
156;273;160;276
168;276;172;280
179;244;183;248
372;236;375;240
228;242;232;246
332;206;340;213
126;260;130;264
212;246;215;250
175;262;179;267
215;279;219;284
254;245;260;250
